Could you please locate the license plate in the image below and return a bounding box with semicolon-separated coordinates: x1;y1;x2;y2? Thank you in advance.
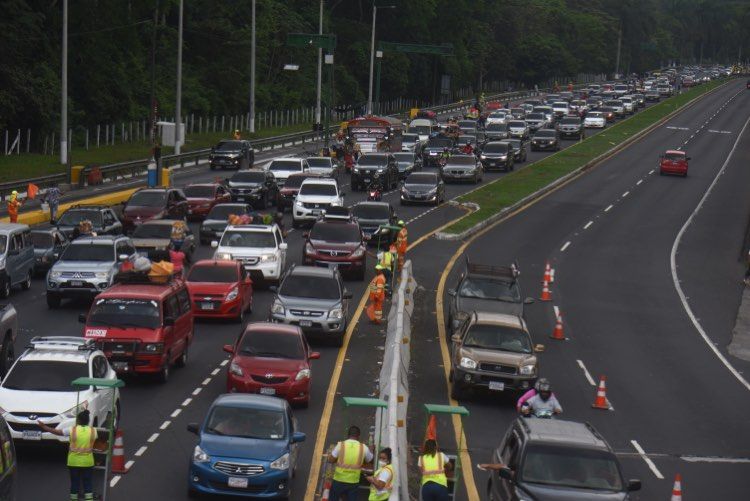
200;302;215;310
236;197;246;201
112;361;129;371
22;430;42;441
312;210;321;216
300;320;312;327
489;162;496;166
70;280;83;287
228;477;248;488
260;387;276;396
489;381;505;391
364;178;371;184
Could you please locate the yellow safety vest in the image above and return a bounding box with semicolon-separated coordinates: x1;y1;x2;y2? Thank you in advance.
67;425;96;467
380;251;393;269
368;464;394;501
333;439;366;484
420;453;447;487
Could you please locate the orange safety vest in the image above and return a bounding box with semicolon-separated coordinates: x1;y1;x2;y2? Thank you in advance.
369;274;386;300
396;228;408;253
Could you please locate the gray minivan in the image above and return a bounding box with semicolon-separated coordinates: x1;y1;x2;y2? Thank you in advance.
0;224;35;298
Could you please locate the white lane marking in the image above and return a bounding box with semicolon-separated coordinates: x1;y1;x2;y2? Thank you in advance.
220;359;229;367
125;460;135;470
666;126;690;130
681;456;750;464
134;446;148;457
708;129;732;134
553;305;560;318
110;476;121;488
604;204;613;212
576;360;597;386
670;113;750;393
622;190;629;197
159;420;171;430
649;169;655;174
631;440;665;479
147;433;159;443
560;241;571;252
202;377;211;386
171;408;182;418
636;179;643;186
182;397;192;407
550;268;555;283
211;368;221;376
192;387;202;396
583;221;593;229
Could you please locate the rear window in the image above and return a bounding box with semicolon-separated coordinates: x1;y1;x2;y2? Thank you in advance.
133;223;172;239
280;274;340;300
351;203;390;220
188;264;238;283
307;158;333;169
88;298;161;329
664;153;685;162
2;360;88;392
129;191;166;207
58;210;103;227
184;185;216;198
310;223;361;243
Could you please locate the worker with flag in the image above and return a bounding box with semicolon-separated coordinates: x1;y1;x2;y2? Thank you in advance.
6;191;23;223
395;221;408;272
366;265;387;324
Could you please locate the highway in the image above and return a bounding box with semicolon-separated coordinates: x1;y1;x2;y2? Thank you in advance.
10;81;748;500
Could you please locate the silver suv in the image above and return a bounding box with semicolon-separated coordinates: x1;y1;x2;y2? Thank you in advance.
46;235;138;308
269;265;352;346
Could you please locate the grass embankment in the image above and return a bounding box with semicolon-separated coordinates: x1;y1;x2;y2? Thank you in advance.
444;79;728;234
0;123;313;183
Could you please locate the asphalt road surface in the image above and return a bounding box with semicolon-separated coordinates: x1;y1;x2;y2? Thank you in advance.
9;87;719;500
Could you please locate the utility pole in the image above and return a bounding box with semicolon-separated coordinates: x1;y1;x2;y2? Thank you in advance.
248;0;256;133
174;0;184;154
367;5;377;115
614;20;622;78
149;0;160;144
315;0;323;128
60;0;68;165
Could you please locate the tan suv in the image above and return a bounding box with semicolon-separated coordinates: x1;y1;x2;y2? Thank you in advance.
450;311;542;400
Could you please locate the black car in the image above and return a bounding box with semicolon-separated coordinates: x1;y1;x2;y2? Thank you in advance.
209;139;255;170
530;129;560;152
392;152;421;179
422;136;455;167
55;205;122;239
400;172;444;206
480;141;514;171
558;117;585;140
226;169;278;208
351;153;399;191
500;139;527;163
350;202;398;247
199;203;251;244
484;123;510;141
30;228;69;275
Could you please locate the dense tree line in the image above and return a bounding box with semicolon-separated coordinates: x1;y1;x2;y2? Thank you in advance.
1;0;747;136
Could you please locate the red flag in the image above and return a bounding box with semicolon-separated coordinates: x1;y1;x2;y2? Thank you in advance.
424;414;437;444
27;183;39;200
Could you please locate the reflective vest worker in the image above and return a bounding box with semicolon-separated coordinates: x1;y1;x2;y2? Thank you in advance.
366;447;395;500
233;129;241;140
366;265;387;324
328;425;374;501
7;191;21;224
379;247;394;292
37;409;98;501
419;439;450;501
396;221;408;272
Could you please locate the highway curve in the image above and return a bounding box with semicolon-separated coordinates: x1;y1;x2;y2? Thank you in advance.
406;78;750;500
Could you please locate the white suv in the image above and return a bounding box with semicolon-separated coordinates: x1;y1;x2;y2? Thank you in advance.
0;337;120;443
293;178;344;228
212;224;287;285
265;157;308;187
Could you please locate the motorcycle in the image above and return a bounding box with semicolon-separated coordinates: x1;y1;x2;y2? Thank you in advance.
521;404;555;419
367;180;383;201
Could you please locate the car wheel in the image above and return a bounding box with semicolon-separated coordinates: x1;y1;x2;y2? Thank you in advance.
21;271;32;291
298;398;310;409
176;344;188;368
46;293;61;309
0;336;14;378
450;380;465;400
0;279;10;299
158;358;171;382
235;304;245;324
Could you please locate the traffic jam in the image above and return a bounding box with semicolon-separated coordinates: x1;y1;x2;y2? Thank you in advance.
0;65;736;500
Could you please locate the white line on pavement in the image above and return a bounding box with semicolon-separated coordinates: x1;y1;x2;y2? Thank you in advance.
125;460;135;470
171;408;182;418
553;305;560;318
681;456;750;464
583;221;593;229
202;377;211;386
576;360;597;386
622;190;630;197
604;204;613;212
560;241;571;252
630;440;665;479
182;397;192;407
159;420;171;430
147;433;159;443
636;179;643;186
110;476;121;488
649;169;655;174
220;359;229;367
192;387;202;396
134;446;148;457
211;368;221;376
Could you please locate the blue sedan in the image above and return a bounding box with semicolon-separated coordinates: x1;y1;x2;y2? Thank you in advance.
187;394;305;498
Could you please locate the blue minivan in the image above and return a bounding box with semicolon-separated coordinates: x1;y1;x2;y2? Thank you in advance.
187;394;305;499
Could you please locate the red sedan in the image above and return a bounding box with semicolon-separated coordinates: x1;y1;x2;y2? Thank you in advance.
184;183;231;220
223;322;319;407
186;260;253;322
659;150;690;177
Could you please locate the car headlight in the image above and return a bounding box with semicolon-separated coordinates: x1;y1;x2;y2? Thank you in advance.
329;308;344;320
193;445;210;463
229;361;244;377
480;155;486;159
295;369;311;381
520;364;536;375
459;357;477;370
270;452;290;470
141;343;164;354
61;401;89;419
216;252;232;260
377;168;385;173
305;243;315;255
260;254;277;263
351;246;365;258
353;167;360;173
95;271;111;280
225;287;239;302
295;199;303;207
271;302;285;315
50;270;62;279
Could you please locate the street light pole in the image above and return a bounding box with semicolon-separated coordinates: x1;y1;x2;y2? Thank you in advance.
366;5;377;115
249;0;256;133
60;0;68;165
315;0;323;127
174;0;184;154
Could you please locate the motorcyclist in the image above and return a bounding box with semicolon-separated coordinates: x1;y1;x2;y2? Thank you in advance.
521;380;562;417
439;147;451;165
461;141;474;155
516;378;556;411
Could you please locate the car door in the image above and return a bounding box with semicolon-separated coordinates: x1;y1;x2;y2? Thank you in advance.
7;233;23;284
175;288;194;358
238;265;253;310
274;228;286;268
216;186;231;205
162;295;179;362
174;190;189;218
20;231;35;278
53;231;68;261
492;430;521;500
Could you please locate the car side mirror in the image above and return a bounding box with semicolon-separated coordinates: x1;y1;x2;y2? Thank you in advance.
223;344;234;354
309;352;320;360
447;289;456;296
187;423;199;435
524;297;535;305
627;479;642;492
78;313;87;324
302;232;310;239
340;192;346;197
292;431;306;443
498;467;514;481
210;241;219;248
451;334;462;343
686;157;691;161
279;243;288;251
163;317;175;327
343;291;353;299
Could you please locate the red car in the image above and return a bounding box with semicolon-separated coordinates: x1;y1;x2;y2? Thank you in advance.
659;150;690;177
121;188;189;233
276;172;322;212
303;210;367;280
184;183;231;220
223;322;319;407
186;260;253;322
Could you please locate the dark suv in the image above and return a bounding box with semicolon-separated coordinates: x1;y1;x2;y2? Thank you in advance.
351;153;399;192
302;210;366;280
488;418;641;500
226;169;278;208
56;205;122;239
558;117;585;140
208;139;255;170
121;188;188;233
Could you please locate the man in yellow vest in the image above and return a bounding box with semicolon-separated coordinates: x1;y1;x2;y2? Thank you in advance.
395;221;408;272
379;246;394;295
38;409;98;501
327;425;373;501
418;438;451;501
365;447;394;500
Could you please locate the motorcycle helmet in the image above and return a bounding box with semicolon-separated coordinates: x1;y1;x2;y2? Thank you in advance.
535;378;551;392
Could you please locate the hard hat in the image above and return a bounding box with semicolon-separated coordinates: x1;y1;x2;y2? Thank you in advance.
11;191;17;195
398;220;405;226
375;264;384;271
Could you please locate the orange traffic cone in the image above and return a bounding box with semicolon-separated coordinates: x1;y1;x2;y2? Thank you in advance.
542;262;552;283
670;473;683;501
111;429;130;474
591;375;610;410
320;478;332;501
550;312;565;340
539;280;552;301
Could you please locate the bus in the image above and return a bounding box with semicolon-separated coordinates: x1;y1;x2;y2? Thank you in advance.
345;115;404;153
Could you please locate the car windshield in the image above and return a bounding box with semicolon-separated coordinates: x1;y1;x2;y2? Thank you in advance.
521;445;623;491
207;205;248;220
486;124;508;131
489;112;506;118
188;264;238;283
560;118;579;125
527;113;544;120
61;243;114;262
459;276;520;302
184;186;216;198
406;173;437;185
0;236;6;254
535;130;556;138
88;298;161;329
220;231;276;248
215;140;243;151
411;126;431;135
402;134;418;143
605;100;621;106
59;210;103;226
299;183;337;196
587;112;604;118
664;153;685;161
463;324;531;353
239;330;305;359
205;406;286;440
31;233;54;248
268;160;302;172
427;137;453;148
448;156;475;165
310;223;360;243
553;102;568;108
307;158;333;169
508;121;525;128
231;171;266;183
393;153;414;162
129;191;166;207
357;155;388;166
133;224;172;239
2;360;88;391
483;143;509;153
351;204;390;220
280;274;340;300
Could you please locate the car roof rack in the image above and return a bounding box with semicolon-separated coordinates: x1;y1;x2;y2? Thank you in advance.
28;336;96;351
465;257;519;281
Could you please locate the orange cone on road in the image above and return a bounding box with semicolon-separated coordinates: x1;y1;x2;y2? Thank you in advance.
542;262;552;283
539;280;552;301
320;478;332;501
550;312;565;340
111;429;129;474
670;473;683;501
591;375;610;410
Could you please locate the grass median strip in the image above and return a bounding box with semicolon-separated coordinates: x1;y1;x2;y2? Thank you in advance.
444;79;728;235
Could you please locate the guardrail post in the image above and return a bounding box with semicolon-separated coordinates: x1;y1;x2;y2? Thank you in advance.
26;129;30;153
85;128;89;150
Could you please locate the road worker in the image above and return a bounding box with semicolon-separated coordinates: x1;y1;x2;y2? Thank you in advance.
395;220;408;272
233;129;241;140
327;425;374;501
379;245;394;294
366;447;394;500
418;439;452;501
7;191;22;223
366;265;387;324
